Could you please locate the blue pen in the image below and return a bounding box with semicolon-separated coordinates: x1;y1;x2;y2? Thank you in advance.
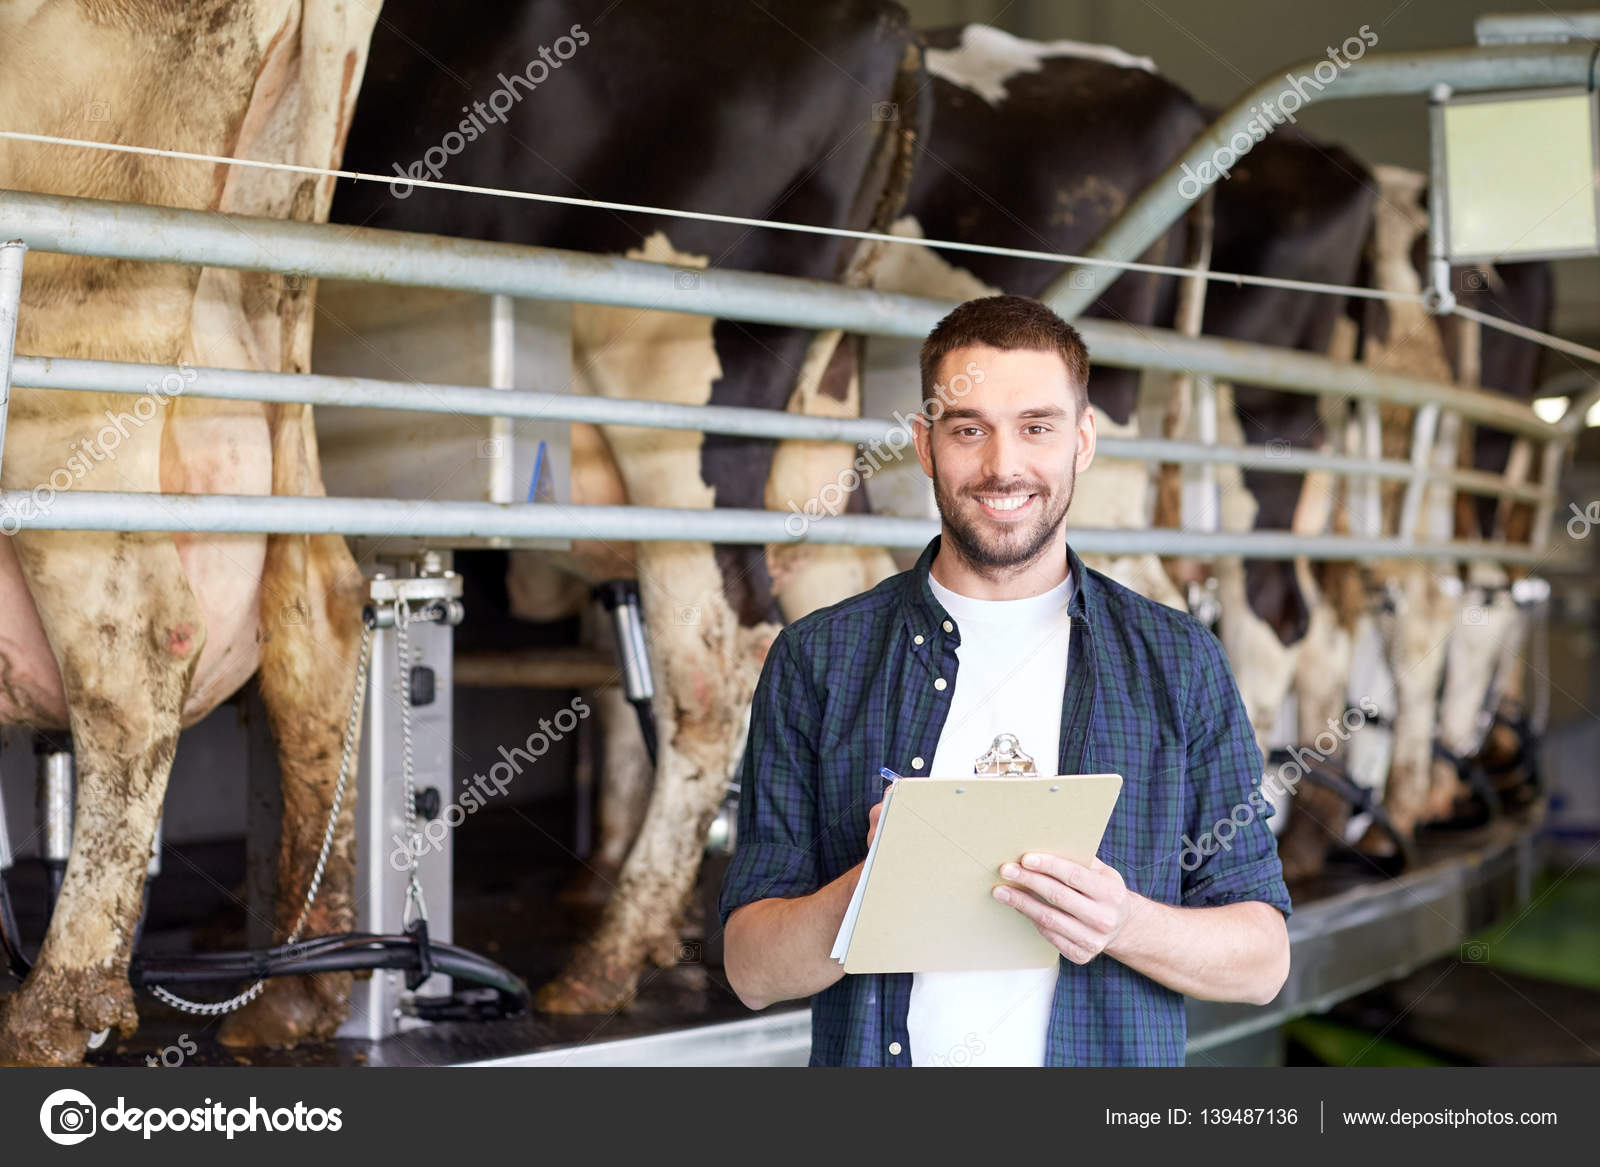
879;767;902;784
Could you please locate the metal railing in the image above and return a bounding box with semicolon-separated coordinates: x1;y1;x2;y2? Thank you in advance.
0;187;1565;562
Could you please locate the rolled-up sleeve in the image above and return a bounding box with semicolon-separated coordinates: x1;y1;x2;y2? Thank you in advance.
717;627;823;927
1179;626;1293;917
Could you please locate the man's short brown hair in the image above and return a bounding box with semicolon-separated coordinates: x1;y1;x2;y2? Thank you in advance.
919;294;1090;415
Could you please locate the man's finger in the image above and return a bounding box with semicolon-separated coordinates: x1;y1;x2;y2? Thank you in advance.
999;864;1099;922
1037;923;1095;965
1019;852;1091;891
995;883;1085;942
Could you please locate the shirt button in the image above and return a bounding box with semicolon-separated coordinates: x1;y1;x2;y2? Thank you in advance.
942;620;954;633
913;634;924;645
889;1041;902;1056
934;677;947;690
912;756;924;770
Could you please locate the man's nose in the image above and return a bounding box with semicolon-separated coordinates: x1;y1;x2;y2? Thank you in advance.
980;427;1023;480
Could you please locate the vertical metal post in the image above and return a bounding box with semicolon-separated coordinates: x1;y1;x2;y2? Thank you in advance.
1357;399;1383;537
1531;436;1568;553
0;240;28;481
487;293;516;505
1398;403;1442;542
1425;88;1458;316
339;557;457;1042
1193;374;1220;532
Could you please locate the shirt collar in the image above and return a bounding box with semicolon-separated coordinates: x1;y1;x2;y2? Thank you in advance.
901;533;1094;647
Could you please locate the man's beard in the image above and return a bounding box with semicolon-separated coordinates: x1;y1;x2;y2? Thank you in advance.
931;454;1075;572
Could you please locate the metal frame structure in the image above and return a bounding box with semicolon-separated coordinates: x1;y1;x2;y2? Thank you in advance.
0;34;1587;1069
0;185;1572;564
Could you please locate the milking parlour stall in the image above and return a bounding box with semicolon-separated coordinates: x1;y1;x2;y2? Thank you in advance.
0;0;1599;1153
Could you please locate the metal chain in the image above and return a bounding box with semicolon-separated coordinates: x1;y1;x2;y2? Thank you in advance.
152;621;375;1017
394;602;428;928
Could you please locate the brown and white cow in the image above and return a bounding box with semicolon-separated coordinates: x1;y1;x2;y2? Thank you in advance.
0;0;379;1064
332;0;921;1011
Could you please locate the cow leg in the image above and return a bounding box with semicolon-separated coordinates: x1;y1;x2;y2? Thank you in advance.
1361;567;1452;852
1277;596;1354;883
0;532;203;1065
538;542;777;1012
591;685;653;871
216;529;363;1048
219;397;366;1049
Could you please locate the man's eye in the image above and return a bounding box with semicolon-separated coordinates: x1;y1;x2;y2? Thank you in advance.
956;426;983;437
1025;425;1051;435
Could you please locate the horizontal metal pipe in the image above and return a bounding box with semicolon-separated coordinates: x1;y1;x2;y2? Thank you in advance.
1474;13;1600;43
1084;328;1558;438
0;487;1551;563
10;355;1551;501
13;354;899;445
0;190;1560;440
1042;43;1600;317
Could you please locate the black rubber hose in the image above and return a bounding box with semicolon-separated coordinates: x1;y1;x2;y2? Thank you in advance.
631;697;658;767
0;869;32;980
131;933;528;1010
42;859;65;923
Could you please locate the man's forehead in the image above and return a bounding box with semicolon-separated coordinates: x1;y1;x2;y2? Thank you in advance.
934;345;1078;406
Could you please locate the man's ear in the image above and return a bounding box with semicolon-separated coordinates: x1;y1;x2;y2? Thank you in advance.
912;410;934;479
1075;400;1097;475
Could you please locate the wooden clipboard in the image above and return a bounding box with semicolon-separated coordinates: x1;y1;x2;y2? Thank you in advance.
832;773;1123;974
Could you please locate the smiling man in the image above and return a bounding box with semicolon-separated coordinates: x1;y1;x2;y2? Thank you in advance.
720;295;1291;1067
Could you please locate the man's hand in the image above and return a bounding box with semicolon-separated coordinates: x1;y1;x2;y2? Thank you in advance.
866;794;887;847
994;853;1133;965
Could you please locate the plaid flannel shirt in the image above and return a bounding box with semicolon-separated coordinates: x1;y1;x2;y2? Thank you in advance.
719;535;1292;1066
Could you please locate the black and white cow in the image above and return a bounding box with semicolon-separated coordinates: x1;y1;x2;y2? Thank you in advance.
856;27;1376;817
862;23;1204;604
331;0;923;1011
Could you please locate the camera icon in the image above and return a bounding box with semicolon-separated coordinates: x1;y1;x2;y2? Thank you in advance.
1462;605;1486;627
40;1089;97;1145
1265;439;1290;459
1460;940;1489;963
477;437;506;460
673;604;700;626
1069;269;1096;291
283;271;309;293
85;100;110;123
871;101;899;122
1462;268;1488;292
280;599;308;626
674;271;701;291
675;939;703;963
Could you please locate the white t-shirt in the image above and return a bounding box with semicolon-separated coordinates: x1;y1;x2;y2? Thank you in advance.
908;569;1074;1067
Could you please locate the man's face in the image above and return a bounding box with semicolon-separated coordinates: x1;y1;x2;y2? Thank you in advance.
912;344;1096;571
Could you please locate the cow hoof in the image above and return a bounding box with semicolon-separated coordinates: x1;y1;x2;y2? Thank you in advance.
217;972;352;1050
0;969;137;1066
535;965;636;1014
1353;820;1403;860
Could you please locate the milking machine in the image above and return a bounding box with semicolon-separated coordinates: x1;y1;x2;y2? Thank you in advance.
0;553;529;1042
597;579;658;768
